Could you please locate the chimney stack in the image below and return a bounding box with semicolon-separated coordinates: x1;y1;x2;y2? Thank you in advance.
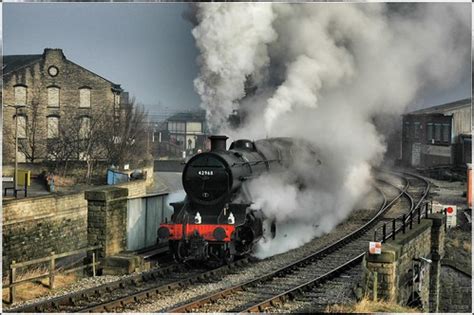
209;135;228;151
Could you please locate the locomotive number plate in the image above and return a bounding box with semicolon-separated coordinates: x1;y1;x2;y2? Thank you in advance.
198;170;214;176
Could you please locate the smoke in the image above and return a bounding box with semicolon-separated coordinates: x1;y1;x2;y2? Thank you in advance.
192;3;277;131
192;3;470;258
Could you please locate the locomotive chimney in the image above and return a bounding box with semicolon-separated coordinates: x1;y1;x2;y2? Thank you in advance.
209;135;228;151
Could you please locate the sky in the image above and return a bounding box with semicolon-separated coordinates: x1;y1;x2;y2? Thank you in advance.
2;2;472;120
3;3;202;121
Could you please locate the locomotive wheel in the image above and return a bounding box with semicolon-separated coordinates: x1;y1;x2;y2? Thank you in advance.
174;242;187;263
223;248;234;265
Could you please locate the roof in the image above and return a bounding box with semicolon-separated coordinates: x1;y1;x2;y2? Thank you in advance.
406;98;471;115
167;110;206;122
3;49;122;91
3;54;43;74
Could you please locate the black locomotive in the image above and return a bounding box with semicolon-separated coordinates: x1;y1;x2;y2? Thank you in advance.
158;135;321;264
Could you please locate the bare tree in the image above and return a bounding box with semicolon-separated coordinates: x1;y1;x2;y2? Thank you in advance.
13;89;47;163
103;98;150;167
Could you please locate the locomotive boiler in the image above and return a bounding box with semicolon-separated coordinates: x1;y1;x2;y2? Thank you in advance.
157;135;321;264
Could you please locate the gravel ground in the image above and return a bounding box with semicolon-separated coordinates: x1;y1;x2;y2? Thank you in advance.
2;268;156;311
265;265;363;313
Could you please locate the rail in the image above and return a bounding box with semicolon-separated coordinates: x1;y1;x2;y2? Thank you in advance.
3;245;101;304
168;177;407;313
373;171;431;243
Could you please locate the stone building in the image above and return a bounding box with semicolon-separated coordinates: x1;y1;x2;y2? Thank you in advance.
2;48;125;163
401;98;471;168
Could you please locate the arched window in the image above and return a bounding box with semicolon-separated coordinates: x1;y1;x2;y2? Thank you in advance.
14;85;27;106
14;115;27;139
48;86;60;107
47;116;59;139
79;88;91;108
79;116;91;139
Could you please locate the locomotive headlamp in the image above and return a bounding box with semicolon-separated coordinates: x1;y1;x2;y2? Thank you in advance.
228;212;235;225
194;212;202;224
157;227;170;240
213;227;227;241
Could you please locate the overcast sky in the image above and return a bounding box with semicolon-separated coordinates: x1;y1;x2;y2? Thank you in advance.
2;2;472;119
3;3;201;120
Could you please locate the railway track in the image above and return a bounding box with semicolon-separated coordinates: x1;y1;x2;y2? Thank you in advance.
165;171;430;313
6;258;254;313
7;169;429;313
238;171;431;313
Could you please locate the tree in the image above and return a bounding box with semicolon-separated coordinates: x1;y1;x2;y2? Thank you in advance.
102;98;151;167
13;89;47;163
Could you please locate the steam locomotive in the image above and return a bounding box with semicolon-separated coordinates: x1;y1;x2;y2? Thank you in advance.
157;135;321;264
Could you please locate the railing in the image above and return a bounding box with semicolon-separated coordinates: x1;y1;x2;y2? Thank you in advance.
2;245;101;304
374;201;432;242
373;172;431;243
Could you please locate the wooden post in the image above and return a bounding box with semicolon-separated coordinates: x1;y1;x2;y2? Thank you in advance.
373;271;378;301
10;261;16;304
49;252;55;289
92;252;96;277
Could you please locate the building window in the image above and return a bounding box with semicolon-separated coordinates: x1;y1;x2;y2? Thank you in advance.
79;116;91;139
168;121;185;133
413;122;420;139
114;93;121;108
14;86;27;106
434;123;442;141
79;88;91;108
404;121;410;138
442;124;450;143
427;123;434;142
15;115;27;139
48;86;60;107
47;116;59;139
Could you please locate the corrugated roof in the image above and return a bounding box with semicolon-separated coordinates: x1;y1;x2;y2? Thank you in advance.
3;54;43;74
407;98;471;115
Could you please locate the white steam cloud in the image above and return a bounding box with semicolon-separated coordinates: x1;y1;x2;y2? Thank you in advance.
192;3;470;258
192;3;277;131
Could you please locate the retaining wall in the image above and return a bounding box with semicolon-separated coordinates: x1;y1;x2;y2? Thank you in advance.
2;179;148;273
362;214;445;312
2;192;87;273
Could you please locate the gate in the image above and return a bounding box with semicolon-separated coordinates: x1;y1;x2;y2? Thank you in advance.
126;193;173;251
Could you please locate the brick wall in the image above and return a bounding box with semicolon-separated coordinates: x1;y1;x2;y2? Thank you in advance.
2;192;88;273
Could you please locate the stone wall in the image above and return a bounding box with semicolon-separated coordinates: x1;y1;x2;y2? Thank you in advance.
85;187;128;258
2;192;88;273
362;214;445;311
2;179;148;273
116;179;147;198
439;266;472;312
3;48;121;163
